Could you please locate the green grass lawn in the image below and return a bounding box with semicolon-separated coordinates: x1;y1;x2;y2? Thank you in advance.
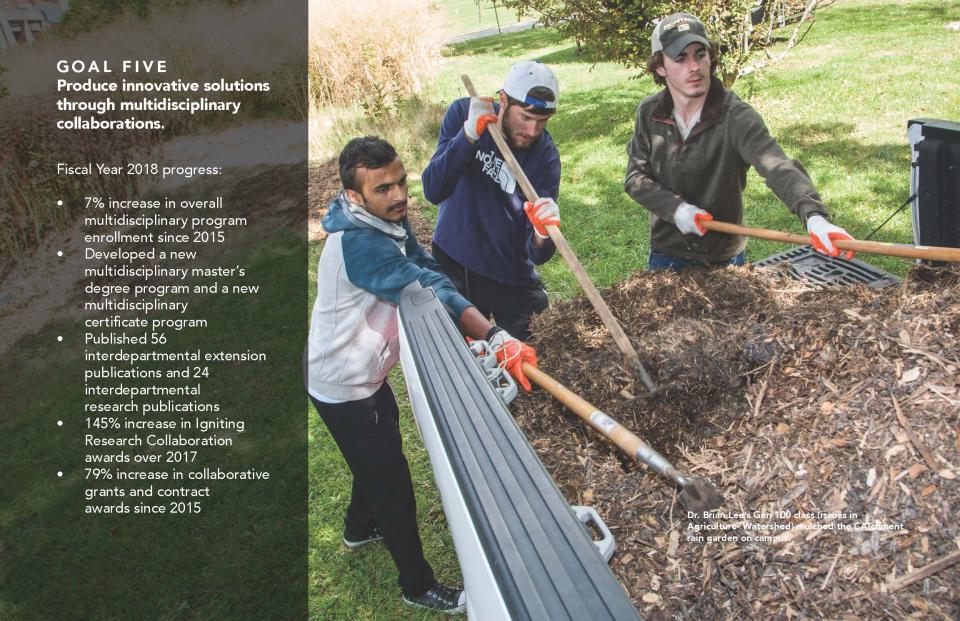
310;1;960;618
435;0;526;37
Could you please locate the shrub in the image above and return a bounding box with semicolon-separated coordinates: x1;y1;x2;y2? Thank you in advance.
498;0;802;85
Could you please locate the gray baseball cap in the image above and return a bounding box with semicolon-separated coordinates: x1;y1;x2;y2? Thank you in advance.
652;13;710;58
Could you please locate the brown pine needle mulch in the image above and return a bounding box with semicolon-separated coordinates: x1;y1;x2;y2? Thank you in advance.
515;265;960;620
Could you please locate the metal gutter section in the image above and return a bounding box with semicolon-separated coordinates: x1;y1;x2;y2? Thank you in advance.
398;282;641;621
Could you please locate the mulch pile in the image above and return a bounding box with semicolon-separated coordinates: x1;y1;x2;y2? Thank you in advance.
515;265;960;620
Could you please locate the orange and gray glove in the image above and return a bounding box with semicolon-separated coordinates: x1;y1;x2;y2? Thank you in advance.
674;202;712;236
807;214;854;259
523;197;560;239
463;96;497;142
487;327;537;392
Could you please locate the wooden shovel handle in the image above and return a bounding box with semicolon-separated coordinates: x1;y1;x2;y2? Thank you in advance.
461;74;655;392
522;363;645;458
702;220;960;263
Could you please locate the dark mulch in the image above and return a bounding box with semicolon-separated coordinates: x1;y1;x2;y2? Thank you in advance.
514;265;960;620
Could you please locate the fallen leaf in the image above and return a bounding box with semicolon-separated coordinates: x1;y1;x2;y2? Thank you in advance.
938;469;956;480
832;438;850;448
921;484;936;497
820;401;835;414
620;553;634;565
642;592;661;604
777;423;790;433
910;598;929;613
581;488;594;503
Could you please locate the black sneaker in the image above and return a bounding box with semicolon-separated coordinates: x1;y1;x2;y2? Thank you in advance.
342;526;383;550
402;583;466;615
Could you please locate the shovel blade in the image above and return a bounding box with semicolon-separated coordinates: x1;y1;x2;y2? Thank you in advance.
677;476;723;513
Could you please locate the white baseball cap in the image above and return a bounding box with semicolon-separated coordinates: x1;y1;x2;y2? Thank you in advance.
501;60;559;111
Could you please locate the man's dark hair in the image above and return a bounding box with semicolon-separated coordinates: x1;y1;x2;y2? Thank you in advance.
505;85;557;117
646;41;721;87
338;136;398;192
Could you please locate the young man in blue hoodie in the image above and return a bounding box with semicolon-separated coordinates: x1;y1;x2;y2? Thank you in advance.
307;136;537;614
422;60;562;341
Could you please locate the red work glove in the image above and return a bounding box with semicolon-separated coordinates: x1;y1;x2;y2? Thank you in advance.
807;215;855;260
487;328;537;392
463;97;497;142
523;197;560;239
674;202;712;236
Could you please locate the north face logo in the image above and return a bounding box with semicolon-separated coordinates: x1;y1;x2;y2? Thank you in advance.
475;149;517;194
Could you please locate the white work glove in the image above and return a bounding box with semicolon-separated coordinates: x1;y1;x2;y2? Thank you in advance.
523;197;560;239
807;214;854;259
674;202;712;236
487;327;537;393
463;96;497;142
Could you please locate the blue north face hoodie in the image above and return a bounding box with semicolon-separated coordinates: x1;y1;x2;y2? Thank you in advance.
306;192;473;402
422;97;561;287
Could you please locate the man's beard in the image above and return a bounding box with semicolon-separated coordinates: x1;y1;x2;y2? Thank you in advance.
502;114;531;151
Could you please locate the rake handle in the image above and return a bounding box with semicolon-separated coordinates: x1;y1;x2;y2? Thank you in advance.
522;363;674;476
702;220;960;263
462;74;655;392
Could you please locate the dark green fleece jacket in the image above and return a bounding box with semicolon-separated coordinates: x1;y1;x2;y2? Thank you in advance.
625;77;828;262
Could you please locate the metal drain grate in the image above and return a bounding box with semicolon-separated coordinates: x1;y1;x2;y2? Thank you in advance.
753;246;901;288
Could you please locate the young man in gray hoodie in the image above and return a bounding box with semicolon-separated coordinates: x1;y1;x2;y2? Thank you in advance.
307;136;536;614
625;12;856;270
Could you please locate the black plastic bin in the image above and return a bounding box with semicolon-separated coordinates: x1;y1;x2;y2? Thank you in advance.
908;118;960;252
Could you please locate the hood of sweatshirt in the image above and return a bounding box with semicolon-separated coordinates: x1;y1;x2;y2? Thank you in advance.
322;191;407;241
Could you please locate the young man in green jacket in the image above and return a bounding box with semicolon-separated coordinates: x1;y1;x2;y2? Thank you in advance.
625;12;856;271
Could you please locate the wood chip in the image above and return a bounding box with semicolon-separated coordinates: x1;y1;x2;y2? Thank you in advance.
900;366;921;383
891;394;939;470
642;592;661;604
886;550;960;592
906;463;928;479
667;529;679;558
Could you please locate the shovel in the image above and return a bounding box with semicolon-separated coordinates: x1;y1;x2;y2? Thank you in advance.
522;362;723;513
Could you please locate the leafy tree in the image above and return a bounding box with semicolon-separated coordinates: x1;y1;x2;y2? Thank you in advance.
499;0;800;86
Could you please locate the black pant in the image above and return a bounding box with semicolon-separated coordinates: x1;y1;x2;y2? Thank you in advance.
432;242;548;341
310;382;435;597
